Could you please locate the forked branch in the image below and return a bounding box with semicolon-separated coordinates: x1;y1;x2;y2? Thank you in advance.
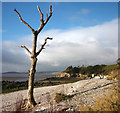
37;5;44;26
14;9;35;33
37;5;53;34
44;5;53;25
36;37;53;56
19;45;32;55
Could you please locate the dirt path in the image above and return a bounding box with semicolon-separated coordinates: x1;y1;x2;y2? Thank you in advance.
1;77;117;112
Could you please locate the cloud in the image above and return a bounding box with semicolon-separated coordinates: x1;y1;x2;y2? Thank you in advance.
80;8;90;14
2;41;31;72
2;19;118;72
69;8;90;21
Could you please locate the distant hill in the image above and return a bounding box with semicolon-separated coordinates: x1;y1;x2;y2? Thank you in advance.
64;64;118;75
2;71;59;74
2;72;20;74
56;64;118;78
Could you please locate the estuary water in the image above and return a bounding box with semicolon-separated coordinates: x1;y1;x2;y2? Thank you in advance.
2;72;58;82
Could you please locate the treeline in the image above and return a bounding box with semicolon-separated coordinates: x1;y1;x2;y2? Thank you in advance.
2;81;28;93
2;80;58;94
2;78;81;94
64;64;118;75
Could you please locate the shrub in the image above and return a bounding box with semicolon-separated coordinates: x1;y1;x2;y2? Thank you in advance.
13;94;26;112
55;93;71;103
2;81;28;94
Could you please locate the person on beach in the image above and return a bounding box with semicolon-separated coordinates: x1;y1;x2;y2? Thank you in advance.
99;74;104;79
90;74;94;79
92;74;94;78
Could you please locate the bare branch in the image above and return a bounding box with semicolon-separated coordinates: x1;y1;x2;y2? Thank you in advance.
19;45;32;55
50;5;52;15
37;5;44;26
46;11;48;18
37;5;53;34
14;9;35;33
36;37;53;56
44;5;53;25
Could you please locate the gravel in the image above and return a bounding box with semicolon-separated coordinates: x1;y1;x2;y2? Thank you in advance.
1;76;117;112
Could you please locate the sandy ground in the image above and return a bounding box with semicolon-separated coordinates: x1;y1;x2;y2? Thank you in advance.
1;76;117;112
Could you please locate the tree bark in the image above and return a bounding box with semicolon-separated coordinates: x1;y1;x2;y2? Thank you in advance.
26;33;38;108
27;57;37;108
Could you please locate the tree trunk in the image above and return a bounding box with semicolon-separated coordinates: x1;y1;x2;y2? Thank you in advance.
26;33;38;108
27;57;37;108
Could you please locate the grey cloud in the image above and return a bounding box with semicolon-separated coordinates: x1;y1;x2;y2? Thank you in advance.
2;19;118;72
2;41;31;72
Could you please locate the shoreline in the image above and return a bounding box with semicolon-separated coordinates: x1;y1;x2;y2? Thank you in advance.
1;77;117;112
2;76;85;94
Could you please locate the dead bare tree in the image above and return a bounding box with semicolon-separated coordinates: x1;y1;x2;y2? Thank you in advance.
14;5;53;109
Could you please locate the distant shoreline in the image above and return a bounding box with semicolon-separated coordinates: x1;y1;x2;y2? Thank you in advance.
2;72;59;82
2;71;59;74
2;76;86;94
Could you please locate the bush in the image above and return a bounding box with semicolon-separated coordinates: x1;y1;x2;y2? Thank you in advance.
55;93;71;103
2;81;28;94
103;64;118;75
13;94;27;112
64;64;118;76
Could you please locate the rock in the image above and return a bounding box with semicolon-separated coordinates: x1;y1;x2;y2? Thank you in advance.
56;72;71;78
40;106;47;111
59;107;69;111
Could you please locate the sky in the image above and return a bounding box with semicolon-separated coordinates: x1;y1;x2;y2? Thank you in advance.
1;2;118;72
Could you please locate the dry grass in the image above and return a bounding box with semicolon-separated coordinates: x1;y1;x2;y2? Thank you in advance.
106;70;119;80
79;103;92;111
13;94;27;113
79;83;120;111
93;84;119;111
46;92;54;112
